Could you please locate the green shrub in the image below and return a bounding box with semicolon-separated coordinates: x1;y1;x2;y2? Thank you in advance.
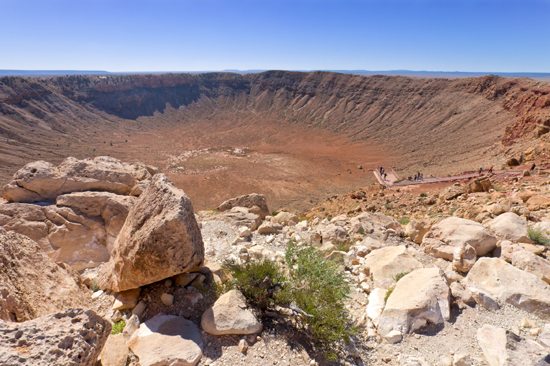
336;241;353;252
112;320;125;335
284;242;355;360
385;203;393;210
527;227;550;246
222;259;286;309
384;287;394;302
358;228;365;235
91;279;99;293
222;242;355;360
420;192;428;197
399;217;410;225
394;272;410;282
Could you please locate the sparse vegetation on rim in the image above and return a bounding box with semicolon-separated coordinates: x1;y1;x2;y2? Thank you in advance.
528;227;550;246
111;320;125;335
220;241;355;360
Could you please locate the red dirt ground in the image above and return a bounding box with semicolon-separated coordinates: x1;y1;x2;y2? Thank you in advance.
118;120;393;211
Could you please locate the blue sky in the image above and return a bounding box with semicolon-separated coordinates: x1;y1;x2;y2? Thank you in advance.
1;0;549;72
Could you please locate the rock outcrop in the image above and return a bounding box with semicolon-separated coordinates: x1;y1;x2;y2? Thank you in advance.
378;268;450;338
98;174;204;292
217;207;262;230
477;324;549;366
0;227;90;322
1;156;154;203
465;257;550;316
485;212;532;243
363;246;424;285
0;309;110;366
511;249;550;284
217;193;269;219
421;217;497;260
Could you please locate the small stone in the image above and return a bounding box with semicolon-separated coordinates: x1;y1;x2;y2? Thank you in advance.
160;293;174;306
438;356;453;366
239;227;252;238
91;290;104;299
238;339;248;353
112;288;141;311
453;353;472;366
174;273;198;287
529;327;542;336
384;330;403;344
190;273;206;287
132;301;147;317
164;279;173;287
122;314;140;340
111;310;123;323
520;317;537;328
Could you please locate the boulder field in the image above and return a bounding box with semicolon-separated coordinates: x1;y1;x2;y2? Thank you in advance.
2;157;550;365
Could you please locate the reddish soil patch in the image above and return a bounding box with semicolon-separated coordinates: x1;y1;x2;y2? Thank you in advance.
121;120;392;211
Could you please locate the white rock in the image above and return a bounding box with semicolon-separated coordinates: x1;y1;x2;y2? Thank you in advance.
477;324;548;366
366;288;388;326
422;217;497;260
363;246;423;285
201;290;263;335
486;212;533;243
465;258;550;316
384;330;403;344
129;315;203;366
378;268;450;337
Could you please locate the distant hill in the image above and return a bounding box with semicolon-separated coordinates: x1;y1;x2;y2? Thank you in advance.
2;69;549;81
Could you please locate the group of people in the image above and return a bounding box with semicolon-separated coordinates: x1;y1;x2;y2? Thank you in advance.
407;172;423;181
379;166;388;180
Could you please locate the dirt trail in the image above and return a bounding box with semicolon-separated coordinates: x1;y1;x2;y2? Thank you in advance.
383;169;524;188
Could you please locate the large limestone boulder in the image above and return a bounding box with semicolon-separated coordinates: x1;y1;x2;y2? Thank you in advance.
421;217;497;260
464;257;550;316
526;195;550;211
0;203;51;251
349;212;399;231
0;193;136;271
511;249;550;284
271;211;299;226
405;219;431;244
129;315;203;366
363;246;423;284
218;193;269;219
320;223;347;243
0;309;110;366
477;324;549;366
201;290;263;335
98;174;204;292
378;268;450;338
1;156;151;203
46;205;111;270
0;227;90;322
217;207;262;230
485;212;532;243
56;191;136;250
466;176;493;193
440;185;466;201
